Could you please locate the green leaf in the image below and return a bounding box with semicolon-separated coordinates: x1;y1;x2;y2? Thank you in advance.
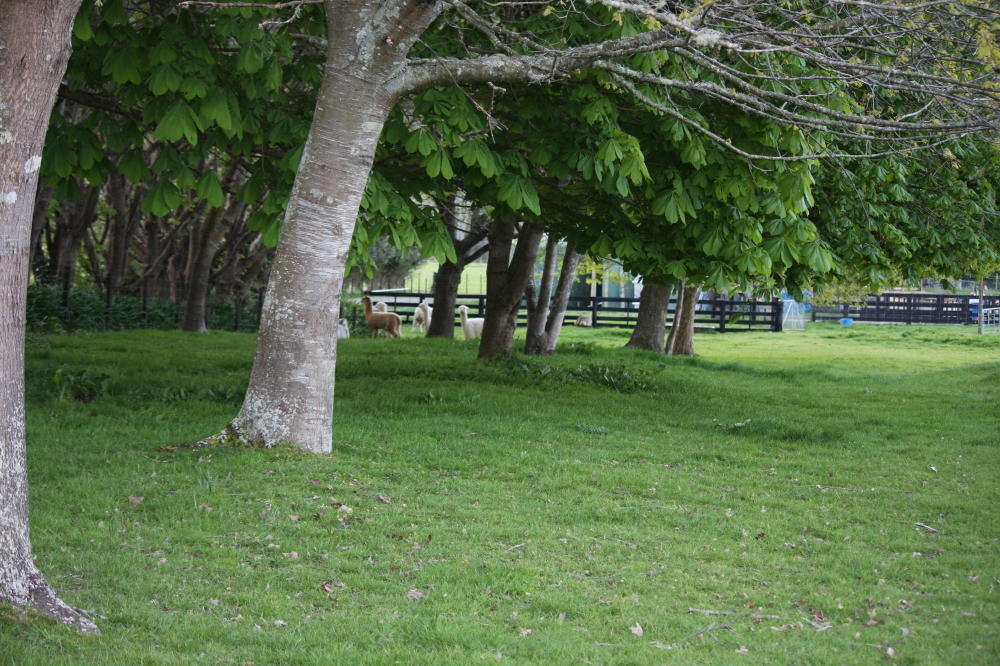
148;41;178;65
174;165;196;191
73;9;94;41
180;77;210;100
149;62;183;95
102;0;129;25
154;101;200;145
118;149;152;183
141;179;181;216
236;42;264;74
200;89;232;130
196;170;225;207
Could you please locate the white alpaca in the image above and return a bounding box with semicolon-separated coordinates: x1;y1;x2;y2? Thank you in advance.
459;305;484;340
375;301;388;313
337;318;351;339
412;299;433;333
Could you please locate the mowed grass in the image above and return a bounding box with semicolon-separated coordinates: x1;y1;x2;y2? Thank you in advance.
2;323;999;665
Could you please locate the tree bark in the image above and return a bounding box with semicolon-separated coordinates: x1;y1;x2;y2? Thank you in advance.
668;283;700;356
0;0;98;633
664;279;684;354
477;219;543;359
425;206;489;339
524;243;581;355
225;0;442;453
28;183;54;278
624;281;673;352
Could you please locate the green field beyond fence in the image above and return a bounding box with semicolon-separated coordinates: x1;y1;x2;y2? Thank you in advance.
5;324;1000;665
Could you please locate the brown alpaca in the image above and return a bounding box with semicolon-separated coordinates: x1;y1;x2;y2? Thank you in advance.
361;296;402;339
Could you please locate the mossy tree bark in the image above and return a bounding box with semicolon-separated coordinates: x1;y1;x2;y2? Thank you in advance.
624;281;674;352
477;218;543;359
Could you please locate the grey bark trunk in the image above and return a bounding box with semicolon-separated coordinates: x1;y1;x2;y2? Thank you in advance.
668;283;700;356
664;279;685;355
524;244;581;355
28;183;54;278
182;206;224;332
625;281;673;352
226;0;444;452
0;0;98;633
477;219;543;360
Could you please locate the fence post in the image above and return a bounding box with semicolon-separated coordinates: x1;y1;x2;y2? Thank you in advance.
478;296;485;318
719;298;726;333
773;298;783;332
591;295;598;328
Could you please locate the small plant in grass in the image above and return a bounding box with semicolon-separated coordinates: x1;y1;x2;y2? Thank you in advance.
571;361;656;393
50;368;113;402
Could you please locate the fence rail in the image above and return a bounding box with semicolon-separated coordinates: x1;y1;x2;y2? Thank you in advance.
363;291;786;332
811;293;1000;325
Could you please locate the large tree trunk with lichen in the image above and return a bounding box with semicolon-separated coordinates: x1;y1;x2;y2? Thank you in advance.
225;1;440;453
624;281;674;352
524;243;581;355
668;283;700;356
477;219;543;359
0;0;98;633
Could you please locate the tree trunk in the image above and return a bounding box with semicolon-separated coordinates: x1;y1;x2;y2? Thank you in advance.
524;236;557;352
669;283;701;356
0;0;98;633
477;219;543;359
224;1;444;453
28;183;54;278
524;244;581;355
664;279;685;354
624;281;673;352
425;205;489;339
182;206;224;332
425;259;463;338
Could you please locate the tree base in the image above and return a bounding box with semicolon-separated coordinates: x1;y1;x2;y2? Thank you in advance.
194;424;262;449
3;570;101;634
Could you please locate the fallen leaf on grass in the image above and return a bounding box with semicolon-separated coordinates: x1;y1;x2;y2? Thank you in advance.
287;515;299;521
630;623;643;637
901;628;915;637
274;620;287;627
128;496;144;507
282;551;298;559
755;532;766;540
969;574;979;582
337;505;353;514
725;508;733;517
864;620;885;627
253;624;262;632
735;646;749;654
886;647;896;657
961;612;977;617
377;495;392;504
741;529;749;538
407;589;425;600
519;628;533;637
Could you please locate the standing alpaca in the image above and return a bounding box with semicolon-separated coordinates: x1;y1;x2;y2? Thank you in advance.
337;318;351;339
459;305;484;340
361;296;402;339
375;301;388;312
412;299;433;333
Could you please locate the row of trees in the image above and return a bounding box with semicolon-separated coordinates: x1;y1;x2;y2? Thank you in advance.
2;0;999;631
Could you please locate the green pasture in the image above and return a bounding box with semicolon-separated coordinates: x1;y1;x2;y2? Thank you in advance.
404;259;489;294
3;323;999;664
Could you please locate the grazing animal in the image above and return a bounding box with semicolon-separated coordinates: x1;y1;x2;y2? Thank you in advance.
337;318;351;339
412;299;433;333
575;315;593;327
361;296;402;339
459;305;484;340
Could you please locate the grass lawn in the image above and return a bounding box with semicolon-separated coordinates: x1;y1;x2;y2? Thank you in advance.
3;323;999;664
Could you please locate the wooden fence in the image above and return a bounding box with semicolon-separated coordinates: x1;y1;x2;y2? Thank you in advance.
811;293;1000;325
360;291;786;332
